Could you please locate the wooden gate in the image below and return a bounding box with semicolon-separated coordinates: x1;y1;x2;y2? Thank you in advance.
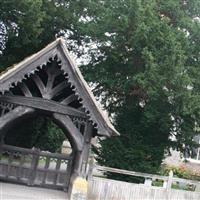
0;144;73;190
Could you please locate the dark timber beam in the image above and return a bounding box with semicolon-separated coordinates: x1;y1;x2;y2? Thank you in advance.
61;94;77;105
0;105;84;152
53;113;84;152
0;106;35;136
0;95;87;119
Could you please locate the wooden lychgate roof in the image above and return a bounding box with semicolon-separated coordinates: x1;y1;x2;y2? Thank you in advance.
0;38;119;137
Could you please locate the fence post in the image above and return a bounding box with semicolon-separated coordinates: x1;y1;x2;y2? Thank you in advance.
163;180;168;188
87;154;95;181
28;147;40;186
167;170;173;190
63;156;73;192
0;137;3;158
144;178;152;186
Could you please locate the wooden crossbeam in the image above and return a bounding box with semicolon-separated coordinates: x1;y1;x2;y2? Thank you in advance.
0;95;87;119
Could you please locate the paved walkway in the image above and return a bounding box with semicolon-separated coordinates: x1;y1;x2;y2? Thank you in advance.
0;182;67;200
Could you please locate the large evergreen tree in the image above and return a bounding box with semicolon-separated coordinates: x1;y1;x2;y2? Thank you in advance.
77;0;200;173
0;0;200;174
0;0;87;69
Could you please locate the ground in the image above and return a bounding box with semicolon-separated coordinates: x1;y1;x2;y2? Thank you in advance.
0;182;67;200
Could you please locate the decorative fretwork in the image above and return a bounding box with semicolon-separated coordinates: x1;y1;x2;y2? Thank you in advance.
0;102;15;117
71;117;87;135
10;58;74;101
0;57;87;124
0;39;119;138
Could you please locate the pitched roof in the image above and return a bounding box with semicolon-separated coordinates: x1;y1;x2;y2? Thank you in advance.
0;38;119;137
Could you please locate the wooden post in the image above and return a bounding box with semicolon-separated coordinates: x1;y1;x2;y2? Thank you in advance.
28;148;40;186
42;156;50;184
87;154;94;181
167;170;173;190
144;178;152;186
69;122;93;200
6;152;13;178
163;180;168;188
53;158;61;185
63;156;73;192
0;136;3;158
17;153;25;181
70;177;88;200
81;122;93;178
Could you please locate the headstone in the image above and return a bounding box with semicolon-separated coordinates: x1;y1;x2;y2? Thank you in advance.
61;140;72;154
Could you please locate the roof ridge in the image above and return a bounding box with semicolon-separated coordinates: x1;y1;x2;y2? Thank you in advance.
0;38;119;137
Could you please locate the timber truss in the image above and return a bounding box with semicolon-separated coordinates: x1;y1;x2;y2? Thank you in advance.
0;38;119;187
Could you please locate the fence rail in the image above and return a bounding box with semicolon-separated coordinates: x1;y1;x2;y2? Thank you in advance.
90;164;200;189
87;163;200;200
0;144;72;190
2;144;71;160
95;165;169;181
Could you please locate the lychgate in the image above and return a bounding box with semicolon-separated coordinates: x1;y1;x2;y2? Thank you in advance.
0;38;119;193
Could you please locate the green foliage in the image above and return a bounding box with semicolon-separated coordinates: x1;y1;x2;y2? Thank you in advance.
160;165;200;181
171;183;195;192
0;0;86;69
96;103;169;174
161;166;191;179
0;0;200;178
152;179;164;187
5;116;66;153
0;0;45;68
79;0;200;174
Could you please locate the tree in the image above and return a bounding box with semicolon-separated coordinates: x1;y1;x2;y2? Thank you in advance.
5;116;66;153
0;0;200;176
77;0;200;174
0;0;86;69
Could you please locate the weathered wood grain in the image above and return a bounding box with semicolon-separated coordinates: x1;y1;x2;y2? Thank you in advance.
88;177;200;200
0;144;72;190
0;95;87;118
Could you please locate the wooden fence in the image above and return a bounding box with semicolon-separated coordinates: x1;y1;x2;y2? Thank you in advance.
87;164;200;200
0;144;72;190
